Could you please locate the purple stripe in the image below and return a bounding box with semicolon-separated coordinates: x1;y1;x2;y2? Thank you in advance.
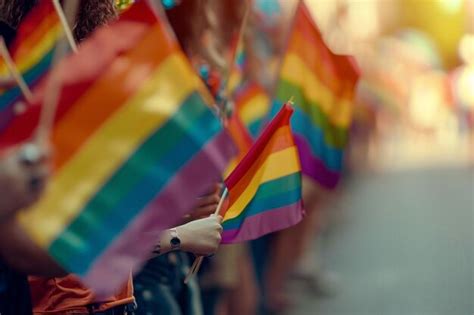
82;130;236;296
221;201;304;244
294;135;340;189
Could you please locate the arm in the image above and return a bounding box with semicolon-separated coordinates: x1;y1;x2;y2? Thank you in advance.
0;217;67;277
0;144;65;276
154;215;223;257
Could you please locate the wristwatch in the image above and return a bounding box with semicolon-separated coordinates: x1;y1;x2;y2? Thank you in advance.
169;228;181;250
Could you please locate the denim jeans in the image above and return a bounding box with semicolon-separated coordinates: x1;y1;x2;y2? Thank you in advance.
133;252;203;315
0;260;32;315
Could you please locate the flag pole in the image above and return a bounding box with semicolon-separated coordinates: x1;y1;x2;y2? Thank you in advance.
52;0;78;53
184;187;229;283
35;0;80;145
0;38;34;102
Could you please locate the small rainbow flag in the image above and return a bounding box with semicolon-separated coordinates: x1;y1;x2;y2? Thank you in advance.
221;104;304;243
273;2;359;188
16;2;235;295
0;1;158;149
0;1;62;130
234;82;270;137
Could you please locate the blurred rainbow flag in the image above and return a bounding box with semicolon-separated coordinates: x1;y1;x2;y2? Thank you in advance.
272;2;360;189
0;1;159;149
221;104;303;243
234;82;270;137
224;110;253;176
16;2;235;295
0;1;62;130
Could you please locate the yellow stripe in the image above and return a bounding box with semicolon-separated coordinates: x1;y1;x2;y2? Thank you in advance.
0;24;62;77
281;53;352;128
224;146;300;221
240;93;270;125
19;54;201;246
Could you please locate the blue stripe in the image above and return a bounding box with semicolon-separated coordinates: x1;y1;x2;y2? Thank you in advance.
50;92;223;274
0;50;53;111
223;173;302;230
269;101;343;171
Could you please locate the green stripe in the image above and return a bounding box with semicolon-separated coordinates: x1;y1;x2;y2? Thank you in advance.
223;172;301;230
276;79;348;148
49;92;221;271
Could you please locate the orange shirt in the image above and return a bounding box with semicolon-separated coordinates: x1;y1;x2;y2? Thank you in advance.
29;274;134;314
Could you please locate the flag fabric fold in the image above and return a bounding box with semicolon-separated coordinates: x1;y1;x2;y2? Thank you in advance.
16;2;236;295
273;2;360;188
221;104;304;244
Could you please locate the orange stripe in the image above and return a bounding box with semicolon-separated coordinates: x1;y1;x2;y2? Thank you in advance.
13;13;59;63
52;24;176;169
236;84;264;110
286;30;344;97
228;126;294;204
227;115;252;153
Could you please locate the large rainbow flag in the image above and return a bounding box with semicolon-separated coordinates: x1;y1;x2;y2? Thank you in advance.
221;104;304;243
273;2;360;188
16;2;235;295
0;1;62;130
234;82;270;137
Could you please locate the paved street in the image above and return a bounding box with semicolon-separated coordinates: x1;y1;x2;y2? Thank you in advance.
290;165;474;315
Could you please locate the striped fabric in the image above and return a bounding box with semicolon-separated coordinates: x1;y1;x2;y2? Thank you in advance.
0;1;158;149
16;2;235;295
0;1;62;130
273;2;359;188
221;104;303;243
234;82;270;137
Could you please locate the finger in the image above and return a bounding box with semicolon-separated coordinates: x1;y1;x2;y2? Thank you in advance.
194;205;217;217
215;215;223;223
196;194;220;207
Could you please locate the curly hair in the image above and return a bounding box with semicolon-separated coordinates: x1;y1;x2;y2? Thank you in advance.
0;0;117;42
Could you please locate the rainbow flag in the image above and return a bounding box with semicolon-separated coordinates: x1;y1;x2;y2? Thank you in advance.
17;2;235;295
234;82;270;137
273;2;359;188
221;104;304;243
0;1;158;149
0;1;62;130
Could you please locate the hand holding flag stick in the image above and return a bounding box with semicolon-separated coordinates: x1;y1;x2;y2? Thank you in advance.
184;187;229;283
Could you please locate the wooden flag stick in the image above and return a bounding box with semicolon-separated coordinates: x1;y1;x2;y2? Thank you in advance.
35;0;80;144
52;0;78;53
184;187;229;284
0;38;33;102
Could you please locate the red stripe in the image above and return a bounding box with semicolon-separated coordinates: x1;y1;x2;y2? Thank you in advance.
10;1;56;54
53;24;174;170
286;3;359;93
0;6;158;150
225;104;294;189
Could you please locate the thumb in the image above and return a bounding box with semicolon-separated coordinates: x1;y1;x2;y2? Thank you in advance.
211;214;222;223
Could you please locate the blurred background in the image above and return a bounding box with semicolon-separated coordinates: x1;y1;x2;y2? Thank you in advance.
251;0;473;314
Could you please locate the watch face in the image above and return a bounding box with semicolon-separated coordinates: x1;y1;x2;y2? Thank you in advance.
170;237;181;247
